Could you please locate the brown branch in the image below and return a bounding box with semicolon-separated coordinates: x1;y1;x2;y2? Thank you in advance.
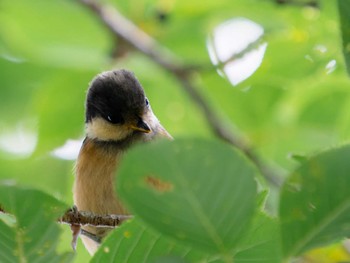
58;207;132;228
0;205;129;248
213;36;266;69
79;0;183;73
77;0;283;186
59;207;133;249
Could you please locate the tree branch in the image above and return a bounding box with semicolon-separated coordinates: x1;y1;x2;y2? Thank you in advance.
77;0;283;186
58;207;132;228
78;0;183;72
58;207;133;249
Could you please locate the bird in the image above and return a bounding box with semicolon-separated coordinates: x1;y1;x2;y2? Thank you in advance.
73;69;172;255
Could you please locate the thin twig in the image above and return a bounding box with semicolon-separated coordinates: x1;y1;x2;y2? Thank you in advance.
77;0;283;186
211;36;266;68
79;0;183;72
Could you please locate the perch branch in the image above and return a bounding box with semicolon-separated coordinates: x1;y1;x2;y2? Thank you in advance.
77;0;283;186
58;207;132;228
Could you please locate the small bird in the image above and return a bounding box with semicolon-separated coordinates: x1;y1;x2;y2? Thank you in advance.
73;69;172;255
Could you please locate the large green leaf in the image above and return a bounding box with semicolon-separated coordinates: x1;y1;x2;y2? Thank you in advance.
0;185;74;263
280;145;350;259
92;213;281;263
91;218;210;263
338;0;350;76
117;139;258;257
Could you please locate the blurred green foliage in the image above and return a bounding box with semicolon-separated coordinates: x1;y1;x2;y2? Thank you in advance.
1;0;350;262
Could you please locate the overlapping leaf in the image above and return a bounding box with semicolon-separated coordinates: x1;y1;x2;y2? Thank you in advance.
280;145;350;259
116;139;258;256
0;185;74;263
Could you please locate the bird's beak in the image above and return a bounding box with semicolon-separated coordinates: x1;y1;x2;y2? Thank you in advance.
130;119;151;133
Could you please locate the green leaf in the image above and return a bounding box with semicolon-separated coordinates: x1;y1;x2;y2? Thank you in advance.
0;219;17;262
117;139;258;256
0;185;74;263
92;209;280;263
91;218;210;263
92;190;279;263
234;212;282;263
338;0;350;76
280;145;350;259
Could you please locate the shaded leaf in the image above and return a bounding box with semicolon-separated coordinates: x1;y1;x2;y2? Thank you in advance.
0;220;17;263
280;145;350;259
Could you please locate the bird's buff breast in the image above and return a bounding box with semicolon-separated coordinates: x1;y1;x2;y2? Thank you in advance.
73;138;129;216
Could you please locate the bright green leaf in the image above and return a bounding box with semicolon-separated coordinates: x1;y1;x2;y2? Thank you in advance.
117;139;257;256
280;145;350;259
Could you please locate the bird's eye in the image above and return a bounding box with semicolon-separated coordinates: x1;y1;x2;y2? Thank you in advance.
106;115;124;124
145;98;149;107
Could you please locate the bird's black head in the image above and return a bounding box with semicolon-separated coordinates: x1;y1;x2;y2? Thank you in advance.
84;69;154;143
86;70;147;125
83;69;172;145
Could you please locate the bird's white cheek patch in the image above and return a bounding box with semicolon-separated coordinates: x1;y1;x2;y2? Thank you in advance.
86;118;131;141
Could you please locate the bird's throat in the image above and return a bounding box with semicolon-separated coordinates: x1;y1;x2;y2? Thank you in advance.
73;138;129;215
